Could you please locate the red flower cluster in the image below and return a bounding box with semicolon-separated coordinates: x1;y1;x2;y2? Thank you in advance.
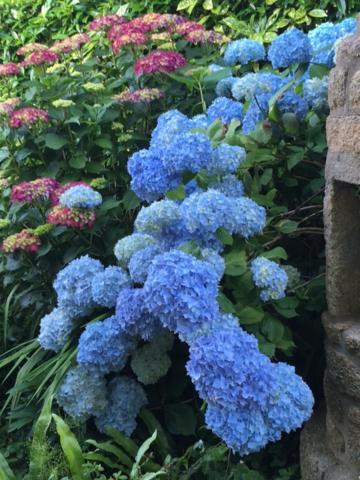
0;63;21;77
173;21;205;35
113;88;164;104
88;14;126;31
51;33;90;54
16;43;48;56
134;50;186;77
9;108;49;128
47;206;96;229
185;30;229;44
2;229;41;253
22;49;58;67
112;32;147;53
0;98;21;116
11;178;60;204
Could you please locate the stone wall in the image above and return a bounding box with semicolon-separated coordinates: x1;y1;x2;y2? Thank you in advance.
301;16;360;480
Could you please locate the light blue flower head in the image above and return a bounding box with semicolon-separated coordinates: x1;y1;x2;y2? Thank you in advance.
250;256;288;301
268;28;312;69
224;39;265;66
114;233;157;267
91;266;131;308
59;185;102;209
207;97;243;125
38;307;74;352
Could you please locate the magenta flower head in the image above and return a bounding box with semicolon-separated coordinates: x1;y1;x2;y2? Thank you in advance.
173;21;205;36
2;229;41;253
0;98;21;116
47;205;96;229
22;49;58;67
51;33;90;54
134;50;187;77
112;33;147;53
88;14;126;31
9;107;49;128
16;43;48;56
11;177;59;204
185;30;229;45
0;63;21;77
113;88;163;104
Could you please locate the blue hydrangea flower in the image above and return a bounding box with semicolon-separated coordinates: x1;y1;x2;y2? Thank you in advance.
205;403;269;455
38;307;74;352
278;91;309;121
242;93;271;134
91;266;131;308
57;366;108;421
187;325;274;409
308;22;339;66
207;144;246;175
215;77;237;98
266;362;314;441
95;376;147;436
207;97;243;125
53;255;104;317
224;39;265;66
134;200;183;238
250;256;288;301
185;179;204;196
59;185;102;209
115;287;163;341
150;109;194;148
209;174;245;198
192;113;211;129
128;148;181;203
302;76;329;112
201;248;225;280
161;133;213;174
336;17;356;37
208;63;226;73
77;315;136;374
128;245;163;284
114;233;157;267
231;196;266;237
268;28;312;69
131;342;171;385
231;73;285;102
143;250;220;342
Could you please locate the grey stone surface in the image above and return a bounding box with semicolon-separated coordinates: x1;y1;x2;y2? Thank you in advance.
301;16;360;480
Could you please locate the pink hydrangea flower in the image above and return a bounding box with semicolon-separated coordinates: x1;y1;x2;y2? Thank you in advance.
185;30;229;44
9;108;49;128
11;178;59;204
51;33;90;54
51;181;89;205
22;49;58;67
0;98;21;116
88;14;126;31
134;50;186;77
47;205;96;229
172;21;205;35
0;63;21;77
113;88;163;104
2;229;41;253
16;43;48;56
107;22;145;41
112;32;148;53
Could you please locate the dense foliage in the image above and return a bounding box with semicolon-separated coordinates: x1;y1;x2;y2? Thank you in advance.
0;2;355;479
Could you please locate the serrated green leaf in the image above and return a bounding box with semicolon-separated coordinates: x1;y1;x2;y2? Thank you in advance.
45;133;68;150
262;247;288;261
238;306;264;325
216;227;233;246
224;250;247;276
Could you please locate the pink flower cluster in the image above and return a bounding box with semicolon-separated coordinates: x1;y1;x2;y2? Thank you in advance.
16;43;48;56
9;108;49;128
22;49;58;67
134;50;186;77
2;229;41;253
88;14;126;31
11;177;60;204
50;33;90;54
47;205;96;229
111;32;147;53
185;30;229;44
0;63;21;77
173;21;205;35
113;88;163;104
0;98;21;116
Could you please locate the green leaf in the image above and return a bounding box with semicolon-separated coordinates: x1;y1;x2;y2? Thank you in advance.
100;198;121;211
262;247;288;261
52;413;85;480
287;150;304;170
216;227;233;246
28;396;53;479
45;133;68;150
273;296;299;318
238;306;264;325
224;250;247;276
259;342;276;357
276;220;298;234
177;0;198;12
139;409;170;461
217;292;236;313
85;440;132;468
69;154;86;169
308;9;327;18
203;0;213;9
0;451;16;480
94;137;113;150
122;190;140;211
164;404;196;436
282;113;299;135
105;427;138;457
261;316;285;343
166;184;186;200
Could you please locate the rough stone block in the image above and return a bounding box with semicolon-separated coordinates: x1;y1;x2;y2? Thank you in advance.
328;68;347;110
326;345;360;400
327;116;360;153
349;70;360;110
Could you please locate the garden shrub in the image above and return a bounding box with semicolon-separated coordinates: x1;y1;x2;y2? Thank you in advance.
0;7;357;480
